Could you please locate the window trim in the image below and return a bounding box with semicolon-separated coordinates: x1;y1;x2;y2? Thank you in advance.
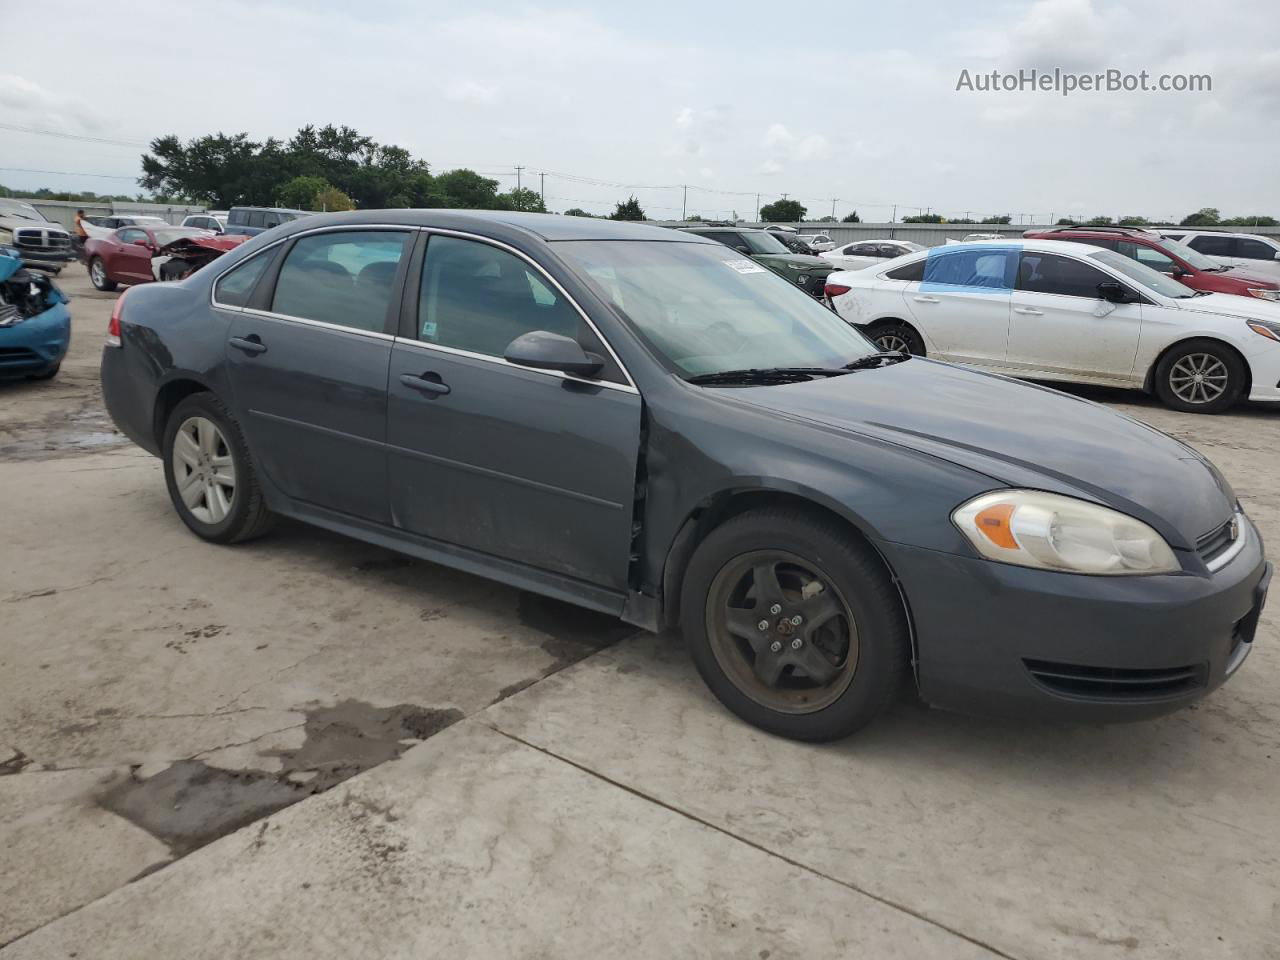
400;227;638;394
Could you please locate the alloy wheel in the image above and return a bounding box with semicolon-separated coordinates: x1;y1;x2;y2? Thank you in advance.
876;332;910;354
1168;353;1228;405
90;260;105;287
705;550;859;714
172;416;236;524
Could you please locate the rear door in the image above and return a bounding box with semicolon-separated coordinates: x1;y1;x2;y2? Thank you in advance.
1007;252;1142;382
386;232;641;591
1185;233;1239;267
901;245;1016;365
223;228;413;523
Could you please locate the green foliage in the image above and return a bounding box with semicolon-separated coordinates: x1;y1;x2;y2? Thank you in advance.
1118;216;1149;226
0;183;137;202
759;199;806;222
314;185;355;212
981;215;1012;224
949;218;976;224
902;213;944;223
1086;216;1115;225
504;187;546;213
609;195;646;221
1179;207;1220;227
1221;215;1278;227
563;207;593;217
1056;217;1081;225
278;175;331;210
840;211;861;223
816;215;836;223
433;169;502;208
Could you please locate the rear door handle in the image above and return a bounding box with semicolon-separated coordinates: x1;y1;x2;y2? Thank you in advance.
229;335;267;355
400;372;451;396
1013;307;1044;315
913;296;941;303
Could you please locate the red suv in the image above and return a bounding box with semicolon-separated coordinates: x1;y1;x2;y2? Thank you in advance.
1023;225;1280;301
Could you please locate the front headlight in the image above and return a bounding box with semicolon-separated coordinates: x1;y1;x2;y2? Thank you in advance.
952;490;1179;575
1246;288;1280;301
0;227;13;244
1246;318;1280;342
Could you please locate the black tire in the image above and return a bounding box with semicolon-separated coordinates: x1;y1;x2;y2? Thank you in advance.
26;361;61;381
162;392;273;544
160;259;193;282
1153;339;1244;414
680;507;909;741
868;321;925;356
88;256;117;292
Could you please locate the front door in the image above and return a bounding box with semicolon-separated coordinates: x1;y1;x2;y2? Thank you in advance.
1007;251;1143;382
902;245;1016;365
386;233;641;590
224;228;413;523
114;229;154;282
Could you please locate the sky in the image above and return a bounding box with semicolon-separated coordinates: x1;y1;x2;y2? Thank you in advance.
0;0;1276;221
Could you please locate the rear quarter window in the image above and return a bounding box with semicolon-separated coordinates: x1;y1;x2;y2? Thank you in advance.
213;254;272;308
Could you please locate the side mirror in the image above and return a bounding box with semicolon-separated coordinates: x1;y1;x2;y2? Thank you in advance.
735;245;751;254
1097;281;1136;304
504;331;604;378
1273;251;1280;261
131;238;151;248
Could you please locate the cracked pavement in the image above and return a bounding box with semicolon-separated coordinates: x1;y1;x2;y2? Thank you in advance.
1;273;1277;958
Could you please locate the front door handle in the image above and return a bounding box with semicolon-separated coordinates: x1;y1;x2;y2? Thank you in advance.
229;335;267;355
400;372;451;396
1013;307;1045;315
913;295;941;303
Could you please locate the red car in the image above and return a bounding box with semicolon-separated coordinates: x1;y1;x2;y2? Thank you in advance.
1023;225;1280;301
86;225;247;291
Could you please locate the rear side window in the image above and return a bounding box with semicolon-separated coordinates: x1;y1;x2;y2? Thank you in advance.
886;259;925;281
417;235;580;357
921;248;1016;290
214;254;272;308
1238;238;1277;260
228;209;248;226
248;211;266;228
272;231;409;332
1017;253;1110;298
1187;235;1234;257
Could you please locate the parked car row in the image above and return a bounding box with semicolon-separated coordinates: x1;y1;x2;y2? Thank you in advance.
86;226;248;290
98;210;1270;742
675;225;838;298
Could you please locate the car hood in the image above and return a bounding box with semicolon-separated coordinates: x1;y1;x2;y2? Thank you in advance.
755;253;835;271
0;214;69;235
722;358;1234;547
1221;266;1279;286
1174;291;1280;321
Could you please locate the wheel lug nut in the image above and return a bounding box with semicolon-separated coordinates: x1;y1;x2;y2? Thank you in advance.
757;620;770;631
769;641;782;653
791;638;803;650
790;615;803;626
769;604;782;615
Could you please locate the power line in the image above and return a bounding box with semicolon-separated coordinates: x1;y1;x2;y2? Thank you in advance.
0;123;148;148
0;166;138;180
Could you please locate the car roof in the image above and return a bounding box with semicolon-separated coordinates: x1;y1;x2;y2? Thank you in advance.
269;210;711;243
679;225;768;236
911;239;1116;257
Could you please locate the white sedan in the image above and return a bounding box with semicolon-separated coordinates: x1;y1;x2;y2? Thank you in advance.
820;239;925;271
796;233;835;253
824;238;1280;413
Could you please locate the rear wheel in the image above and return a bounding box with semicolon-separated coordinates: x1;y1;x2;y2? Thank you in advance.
163;393;273;544
869;321;925;356
1154;340;1244;414
680;508;909;741
160;259;193;282
88;257;116;292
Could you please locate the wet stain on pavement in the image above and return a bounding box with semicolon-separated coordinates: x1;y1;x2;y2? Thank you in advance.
0;404;127;461
516;591;636;667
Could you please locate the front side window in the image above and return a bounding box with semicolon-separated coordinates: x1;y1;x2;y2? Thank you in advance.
557;239;877;378
739;232;790;255
119;228;146;245
417;235;581;357
1238;238;1277;260
272;231;408;332
1089;249;1194;298
263;212;283;229
1117;240;1176;273
214;253;272;307
1017;253;1111;298
1154;237;1218;271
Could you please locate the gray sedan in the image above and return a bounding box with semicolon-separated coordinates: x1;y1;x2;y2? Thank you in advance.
101;210;1270;740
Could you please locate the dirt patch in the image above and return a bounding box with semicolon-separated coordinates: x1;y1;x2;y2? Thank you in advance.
1;747;32;775
0;403;127;461
97;699;463;857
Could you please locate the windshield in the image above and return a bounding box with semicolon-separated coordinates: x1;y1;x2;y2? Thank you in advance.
900;242;927;252
0;200;49;223
740;231;791;255
1089;249;1195;298
1155;237;1218;271
556;240;878;377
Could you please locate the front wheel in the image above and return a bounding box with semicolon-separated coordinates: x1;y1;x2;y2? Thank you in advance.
1153;341;1244;414
680;508;909;741
163;393;273;544
869;321;925;356
88;257;117;292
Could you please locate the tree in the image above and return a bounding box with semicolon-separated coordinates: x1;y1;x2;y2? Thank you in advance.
313;185;355;211
1118;216;1148;226
1086;215;1114;226
759;198;806;222
434;169;504;208
902;213;944;223
1180;207;1220;227
841;211;861;223
504;187;546;213
817;215;836;223
949;218;976;224
1056;217;1081;225
609;195;646;221
141;132;287;207
981;215;1012;224
278;175;331;210
563;208;593;217
1222;215;1278;227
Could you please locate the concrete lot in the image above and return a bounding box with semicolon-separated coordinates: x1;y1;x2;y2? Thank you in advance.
1;271;1277;959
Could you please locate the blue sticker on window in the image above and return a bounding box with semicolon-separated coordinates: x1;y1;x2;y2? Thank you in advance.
920;243;1021;295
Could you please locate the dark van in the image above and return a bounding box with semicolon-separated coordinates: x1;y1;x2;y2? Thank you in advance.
224;207;314;237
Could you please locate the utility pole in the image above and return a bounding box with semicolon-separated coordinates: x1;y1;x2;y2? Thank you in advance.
755;193;760;222
891;204;897;223
539;172;545;207
831;198;837;220
514;165;525;191
682;185;687;221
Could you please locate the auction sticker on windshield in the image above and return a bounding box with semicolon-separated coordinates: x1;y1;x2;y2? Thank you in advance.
722;258;766;274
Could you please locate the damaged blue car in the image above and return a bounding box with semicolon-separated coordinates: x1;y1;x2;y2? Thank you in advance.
0;246;70;380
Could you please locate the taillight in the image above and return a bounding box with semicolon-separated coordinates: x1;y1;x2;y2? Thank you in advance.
824;282;851;298
106;289;127;347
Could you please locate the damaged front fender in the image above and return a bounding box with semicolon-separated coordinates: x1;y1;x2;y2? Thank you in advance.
1;246;71;376
151;234;248;281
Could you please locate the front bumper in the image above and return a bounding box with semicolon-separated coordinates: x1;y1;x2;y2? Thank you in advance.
13;248;75;271
883;516;1270;721
0;302;71;376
